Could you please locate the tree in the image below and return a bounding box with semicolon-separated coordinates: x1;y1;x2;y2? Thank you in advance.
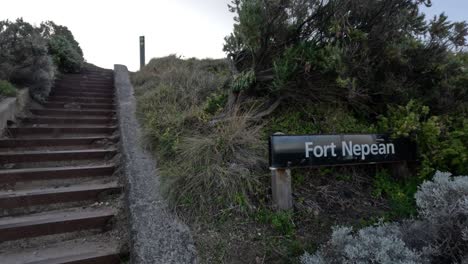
224;0;468;115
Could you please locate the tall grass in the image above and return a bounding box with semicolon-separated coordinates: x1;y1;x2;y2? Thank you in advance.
133;56;267;214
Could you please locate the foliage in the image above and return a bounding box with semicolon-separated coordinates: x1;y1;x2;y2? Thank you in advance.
372;170;418;218
225;0;468;115
0;80;16;97
0;18;55;101
264;104;373;136
204;92;228;115
303;172;468;263
39;21;84;73
231;69;255;93
411;172;468;262
254;208;295;237
134;56;269;213
377;100;467;178
301;224;423;264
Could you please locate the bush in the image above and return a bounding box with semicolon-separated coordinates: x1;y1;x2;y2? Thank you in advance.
302;172;468;263
0;19;55;101
40;21;84;73
134;56;268;213
411;172;468;261
225;0;468;115
0;80;16;97
301;224;423;264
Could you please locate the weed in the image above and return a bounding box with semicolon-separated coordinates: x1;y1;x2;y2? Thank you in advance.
372;169;417;218
0;80;16;97
254;208;296;237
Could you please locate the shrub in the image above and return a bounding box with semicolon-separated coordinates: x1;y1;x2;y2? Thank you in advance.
0;80;16;97
40;21;84;73
302;172;468;263
411;172;468;262
301;224;423;264
0;19;55;101
225;0;468;115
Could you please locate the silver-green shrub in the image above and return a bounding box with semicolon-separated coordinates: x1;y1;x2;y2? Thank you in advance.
411;171;468;262
302;171;468;264
301;224;423;264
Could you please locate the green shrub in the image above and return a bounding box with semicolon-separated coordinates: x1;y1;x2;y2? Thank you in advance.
40;21;84;73
0;19;55;101
47;35;83;73
264;104;373;136
372;170;418;218
377;100;467;178
0;80;16;97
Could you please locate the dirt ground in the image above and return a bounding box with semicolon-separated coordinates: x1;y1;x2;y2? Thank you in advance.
183;165;392;264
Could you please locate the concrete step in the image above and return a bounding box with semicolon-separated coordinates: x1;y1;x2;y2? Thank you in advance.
0;182;121;209
0;165;115;184
0;239;121;264
0;207;114;242
7;126;116;137
48;96;113;104
0;149;116;163
43;102;115;110
30;109;116;117
22;116;116;125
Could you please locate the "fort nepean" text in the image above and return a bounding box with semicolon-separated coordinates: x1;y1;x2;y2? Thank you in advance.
305;141;395;160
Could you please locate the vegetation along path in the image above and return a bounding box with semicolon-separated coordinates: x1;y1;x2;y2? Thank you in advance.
0;65;128;263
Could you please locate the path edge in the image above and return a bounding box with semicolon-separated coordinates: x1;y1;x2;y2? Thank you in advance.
114;65;198;264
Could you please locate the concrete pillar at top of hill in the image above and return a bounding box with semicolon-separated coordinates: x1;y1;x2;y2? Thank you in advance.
140;36;145;69
271;168;293;210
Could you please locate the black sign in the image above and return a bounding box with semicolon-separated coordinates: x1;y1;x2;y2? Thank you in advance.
269;134;416;168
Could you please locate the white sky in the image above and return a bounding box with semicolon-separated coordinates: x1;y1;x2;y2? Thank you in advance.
0;0;234;71
1;0;466;72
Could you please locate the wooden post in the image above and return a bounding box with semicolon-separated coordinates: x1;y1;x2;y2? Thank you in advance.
139;36;145;69
271;168;292;210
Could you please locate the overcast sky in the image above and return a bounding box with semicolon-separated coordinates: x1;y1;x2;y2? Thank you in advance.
1;0;467;71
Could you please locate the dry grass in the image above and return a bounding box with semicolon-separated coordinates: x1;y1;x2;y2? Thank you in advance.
133;56;267;214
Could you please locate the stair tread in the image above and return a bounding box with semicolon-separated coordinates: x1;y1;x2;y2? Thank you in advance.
0;182;120;198
0;207;114;228
0;164;115;175
0;239;119;264
0;136;112;142
0;164;113;172
0;149;115;155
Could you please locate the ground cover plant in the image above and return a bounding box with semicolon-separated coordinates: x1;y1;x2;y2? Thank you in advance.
133;0;467;262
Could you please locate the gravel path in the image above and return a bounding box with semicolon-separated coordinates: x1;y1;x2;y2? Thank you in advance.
114;64;198;264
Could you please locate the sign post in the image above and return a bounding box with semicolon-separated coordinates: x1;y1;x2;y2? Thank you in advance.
269;134;416;210
139;36;145;69
271;168;292;210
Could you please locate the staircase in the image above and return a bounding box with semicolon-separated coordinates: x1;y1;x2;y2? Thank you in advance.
0;66;127;263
